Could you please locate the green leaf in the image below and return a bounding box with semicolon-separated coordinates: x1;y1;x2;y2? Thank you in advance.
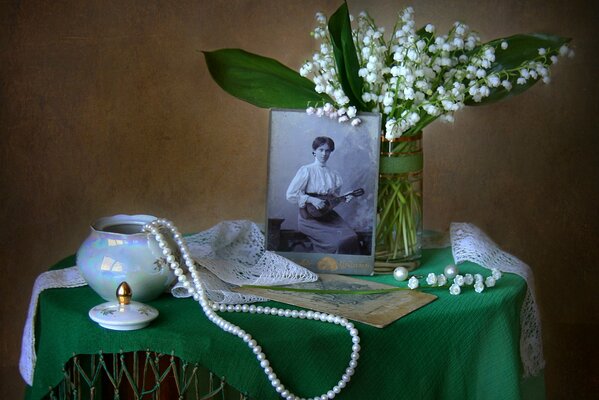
328;2;368;111
203;48;330;109
466;33;571;106
488;33;571;71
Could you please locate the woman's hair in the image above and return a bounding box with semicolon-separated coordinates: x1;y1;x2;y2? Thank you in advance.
312;136;335;151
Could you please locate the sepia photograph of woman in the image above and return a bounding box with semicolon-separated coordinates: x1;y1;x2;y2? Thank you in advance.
286;136;362;255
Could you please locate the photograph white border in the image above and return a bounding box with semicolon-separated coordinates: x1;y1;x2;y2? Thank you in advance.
266;109;381;275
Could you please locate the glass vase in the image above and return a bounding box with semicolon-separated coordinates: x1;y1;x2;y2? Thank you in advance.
375;132;423;272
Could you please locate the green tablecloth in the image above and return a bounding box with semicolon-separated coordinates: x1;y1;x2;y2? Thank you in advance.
25;247;541;399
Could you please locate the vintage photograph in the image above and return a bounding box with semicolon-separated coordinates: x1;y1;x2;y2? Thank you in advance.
266;109;381;274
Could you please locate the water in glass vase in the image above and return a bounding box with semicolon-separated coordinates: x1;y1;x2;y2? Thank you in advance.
375;132;423;273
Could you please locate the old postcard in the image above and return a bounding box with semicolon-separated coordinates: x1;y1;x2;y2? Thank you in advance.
234;274;436;328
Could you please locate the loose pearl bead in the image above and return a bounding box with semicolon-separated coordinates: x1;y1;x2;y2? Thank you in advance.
444;264;459;279
393;266;409;281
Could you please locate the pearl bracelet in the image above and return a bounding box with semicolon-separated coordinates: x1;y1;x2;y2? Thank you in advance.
143;218;360;400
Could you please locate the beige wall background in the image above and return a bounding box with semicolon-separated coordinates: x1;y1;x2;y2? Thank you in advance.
2;0;597;398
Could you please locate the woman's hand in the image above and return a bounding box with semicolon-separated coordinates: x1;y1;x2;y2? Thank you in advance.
308;196;326;209
345;195;354;203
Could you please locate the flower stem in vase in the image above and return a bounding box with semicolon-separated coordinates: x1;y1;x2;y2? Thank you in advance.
375;133;423;272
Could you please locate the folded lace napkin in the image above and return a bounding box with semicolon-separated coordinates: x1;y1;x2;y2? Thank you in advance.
450;222;544;377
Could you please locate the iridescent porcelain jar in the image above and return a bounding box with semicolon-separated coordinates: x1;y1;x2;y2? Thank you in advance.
77;214;177;302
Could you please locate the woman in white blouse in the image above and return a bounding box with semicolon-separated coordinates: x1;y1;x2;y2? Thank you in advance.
286;136;360;254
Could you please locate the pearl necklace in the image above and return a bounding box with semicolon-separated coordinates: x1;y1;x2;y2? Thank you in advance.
143;218;360;400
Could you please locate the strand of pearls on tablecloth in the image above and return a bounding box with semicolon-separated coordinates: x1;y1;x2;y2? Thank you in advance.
143;218;359;400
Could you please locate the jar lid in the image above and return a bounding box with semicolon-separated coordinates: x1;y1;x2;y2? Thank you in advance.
89;301;159;331
88;281;158;330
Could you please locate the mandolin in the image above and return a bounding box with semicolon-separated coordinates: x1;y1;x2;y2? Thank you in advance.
301;188;365;219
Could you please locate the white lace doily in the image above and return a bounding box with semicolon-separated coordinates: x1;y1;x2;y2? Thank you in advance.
19;219;544;386
450;222;545;377
20;267;88;386
172;220;318;303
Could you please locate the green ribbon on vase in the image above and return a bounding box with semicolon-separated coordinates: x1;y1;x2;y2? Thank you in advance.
379;153;423;175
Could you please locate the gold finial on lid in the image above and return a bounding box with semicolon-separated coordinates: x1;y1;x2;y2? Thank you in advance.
116;282;132;305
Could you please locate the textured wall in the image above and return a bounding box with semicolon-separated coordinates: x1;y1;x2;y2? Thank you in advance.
1;0;597;398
